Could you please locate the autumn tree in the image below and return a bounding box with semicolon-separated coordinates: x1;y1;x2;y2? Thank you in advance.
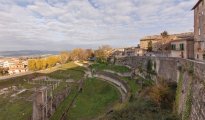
60;51;70;64
28;59;37;70
28;56;60;71
85;49;94;59
70;48;87;61
95;45;112;63
148;79;174;108
36;59;43;70
46;56;60;68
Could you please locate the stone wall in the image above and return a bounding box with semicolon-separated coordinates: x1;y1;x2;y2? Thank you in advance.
115;56;205;120
32;87;70;120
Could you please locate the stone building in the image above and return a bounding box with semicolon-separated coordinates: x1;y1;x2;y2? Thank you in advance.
140;35;163;51
170;38;194;59
111;48;125;58
111;47;146;58
192;0;205;61
124;47;146;57
140;32;194;52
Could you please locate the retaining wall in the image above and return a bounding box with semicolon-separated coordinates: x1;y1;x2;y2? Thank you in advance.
115;56;205;120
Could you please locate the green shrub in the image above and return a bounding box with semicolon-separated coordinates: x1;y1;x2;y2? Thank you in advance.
175;72;183;112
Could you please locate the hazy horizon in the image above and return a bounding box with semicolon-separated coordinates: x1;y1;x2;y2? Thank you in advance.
0;0;195;51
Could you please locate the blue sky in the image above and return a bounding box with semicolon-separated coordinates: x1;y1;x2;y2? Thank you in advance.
0;0;195;51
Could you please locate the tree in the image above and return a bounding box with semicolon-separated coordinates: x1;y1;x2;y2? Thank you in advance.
42;59;48;69
60;51;70;64
148;79;174;108
28;59;37;70
46;56;60;68
36;59;43;70
95;45;112;63
0;67;8;76
85;49;94;59
147;59;153;74
28;55;60;71
161;31;169;38
70;48;86;61
147;40;153;52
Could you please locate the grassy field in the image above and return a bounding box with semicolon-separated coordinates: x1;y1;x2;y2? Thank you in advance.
0;98;32;120
68;78;120;120
121;77;139;96
0;62;122;120
90;63;131;73
50;85;79;120
0;62;85;120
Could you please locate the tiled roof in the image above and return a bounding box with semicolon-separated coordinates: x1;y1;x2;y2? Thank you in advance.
192;0;203;10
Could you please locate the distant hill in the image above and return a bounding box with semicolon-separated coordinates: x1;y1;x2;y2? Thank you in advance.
0;50;59;57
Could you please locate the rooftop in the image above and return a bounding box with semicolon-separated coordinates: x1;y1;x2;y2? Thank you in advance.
170;38;194;43
192;0;203;10
140;32;194;41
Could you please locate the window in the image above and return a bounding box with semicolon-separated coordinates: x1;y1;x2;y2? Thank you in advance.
204;24;205;34
199;28;201;35
180;44;184;51
203;54;205;60
197;54;199;59
171;44;176;50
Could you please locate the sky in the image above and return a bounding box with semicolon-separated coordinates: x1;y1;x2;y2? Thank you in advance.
0;0;196;51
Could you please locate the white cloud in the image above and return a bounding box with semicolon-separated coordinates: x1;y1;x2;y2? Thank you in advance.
0;0;195;50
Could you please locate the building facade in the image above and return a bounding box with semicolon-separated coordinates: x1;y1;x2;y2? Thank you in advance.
140;32;193;52
124;47;146;57
140;35;162;51
192;0;205;61
170;39;194;59
0;58;28;75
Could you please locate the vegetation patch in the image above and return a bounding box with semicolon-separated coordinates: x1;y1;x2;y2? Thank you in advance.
175;71;183;113
50;86;78;120
0;62;85;120
121;77;139;95
101;79;179;120
182;77;193;120
67;78;120;120
0;98;32;120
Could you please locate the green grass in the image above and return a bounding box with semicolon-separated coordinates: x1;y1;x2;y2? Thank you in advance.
121;77;139;95
48;69;84;80
101;81;179;120
60;62;84;70
50;86;78;120
0;62;85;120
102;98;179;120
0;98;32;120
48;62;85;80
175;72;183;112
90;63;131;73
68;78;120;120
